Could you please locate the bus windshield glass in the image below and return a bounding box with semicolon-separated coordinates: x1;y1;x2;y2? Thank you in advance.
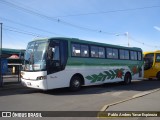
23;40;48;71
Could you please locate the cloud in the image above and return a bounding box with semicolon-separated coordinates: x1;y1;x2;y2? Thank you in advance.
154;26;160;32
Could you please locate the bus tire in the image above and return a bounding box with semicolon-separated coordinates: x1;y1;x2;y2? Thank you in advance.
123;73;131;85
156;72;160;80
70;76;82;91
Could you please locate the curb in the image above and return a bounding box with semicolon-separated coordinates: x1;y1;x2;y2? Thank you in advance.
100;88;160;111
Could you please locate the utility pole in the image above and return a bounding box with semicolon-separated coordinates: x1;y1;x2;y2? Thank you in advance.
0;23;3;87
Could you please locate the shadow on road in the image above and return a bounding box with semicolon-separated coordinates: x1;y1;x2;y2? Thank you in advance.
43;79;160;96
1;79;160;97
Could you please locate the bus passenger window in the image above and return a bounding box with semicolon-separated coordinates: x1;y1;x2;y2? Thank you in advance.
81;45;89;57
138;52;142;60
91;46;99;58
106;48;118;59
120;50;129;60
72;44;81;57
134;52;138;60
130;51;137;60
120;50;125;59
124;50;129;59
156;54;160;62
113;49;118;59
106;48;113;58
99;47;105;58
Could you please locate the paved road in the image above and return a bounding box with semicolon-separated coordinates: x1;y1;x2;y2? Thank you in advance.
0;78;160;120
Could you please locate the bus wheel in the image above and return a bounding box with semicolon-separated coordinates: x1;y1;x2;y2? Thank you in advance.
70;76;82;91
156;72;160;80
123;73;131;85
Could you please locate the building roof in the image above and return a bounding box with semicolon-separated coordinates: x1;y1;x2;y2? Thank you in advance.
1;48;25;58
2;48;25;55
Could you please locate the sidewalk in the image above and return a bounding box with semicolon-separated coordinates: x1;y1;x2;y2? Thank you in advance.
3;74;19;78
2;74;20;83
0;83;24;90
0;75;23;90
106;89;160;111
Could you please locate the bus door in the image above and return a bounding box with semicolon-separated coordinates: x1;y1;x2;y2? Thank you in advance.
154;53;160;76
144;53;156;78
47;40;68;74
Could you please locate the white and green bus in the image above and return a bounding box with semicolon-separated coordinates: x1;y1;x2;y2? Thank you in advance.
21;37;143;91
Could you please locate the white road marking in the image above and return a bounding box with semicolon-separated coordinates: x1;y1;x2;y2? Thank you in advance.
111;91;124;96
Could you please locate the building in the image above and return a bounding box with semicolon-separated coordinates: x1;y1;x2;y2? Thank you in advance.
2;48;25;75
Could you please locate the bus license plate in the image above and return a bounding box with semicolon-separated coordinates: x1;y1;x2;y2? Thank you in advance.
27;82;31;86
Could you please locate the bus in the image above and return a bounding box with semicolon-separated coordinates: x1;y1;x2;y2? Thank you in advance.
21;37;143;91
144;51;160;80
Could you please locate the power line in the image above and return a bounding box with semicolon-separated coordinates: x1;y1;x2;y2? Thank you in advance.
53;5;160;18
3;22;160;49
129;35;160;48
7;0;160;18
4;24;160;49
3;27;48;37
0;0;116;35
0;0;58;21
0;17;65;36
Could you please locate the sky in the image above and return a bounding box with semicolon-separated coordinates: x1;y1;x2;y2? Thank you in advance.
0;0;160;52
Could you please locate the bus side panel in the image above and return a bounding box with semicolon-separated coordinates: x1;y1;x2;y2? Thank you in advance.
144;67;157;78
46;66;125;90
46;69;72;89
46;64;143;90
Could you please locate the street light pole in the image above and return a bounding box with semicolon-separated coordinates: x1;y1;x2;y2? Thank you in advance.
116;32;130;47
0;23;3;87
125;32;129;47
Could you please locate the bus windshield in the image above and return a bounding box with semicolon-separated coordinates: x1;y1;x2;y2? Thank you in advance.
23;40;48;71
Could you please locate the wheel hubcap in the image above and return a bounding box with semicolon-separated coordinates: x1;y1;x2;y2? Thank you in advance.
74;80;80;87
126;76;130;83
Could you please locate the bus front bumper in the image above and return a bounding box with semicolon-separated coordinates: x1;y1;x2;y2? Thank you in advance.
21;78;48;90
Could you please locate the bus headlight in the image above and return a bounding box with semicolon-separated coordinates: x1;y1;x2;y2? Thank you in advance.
21;72;25;78
36;76;47;80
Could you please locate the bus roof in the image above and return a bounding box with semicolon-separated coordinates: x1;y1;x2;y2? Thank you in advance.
33;37;142;51
144;50;160;55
